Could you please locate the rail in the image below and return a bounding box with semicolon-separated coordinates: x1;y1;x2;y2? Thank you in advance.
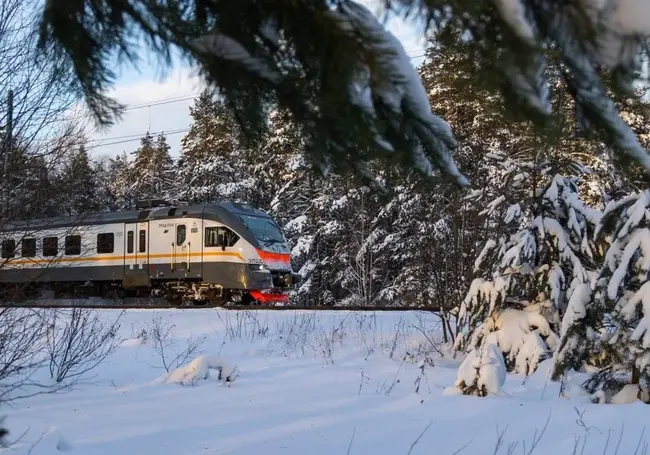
0;300;441;311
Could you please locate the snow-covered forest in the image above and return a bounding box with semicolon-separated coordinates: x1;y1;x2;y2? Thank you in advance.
4;17;650;415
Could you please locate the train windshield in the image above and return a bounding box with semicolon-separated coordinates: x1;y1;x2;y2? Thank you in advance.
237;215;286;246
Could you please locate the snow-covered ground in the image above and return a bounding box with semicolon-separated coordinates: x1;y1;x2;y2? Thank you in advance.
3;309;649;455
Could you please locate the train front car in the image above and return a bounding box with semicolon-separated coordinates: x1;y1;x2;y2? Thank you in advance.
205;203;295;305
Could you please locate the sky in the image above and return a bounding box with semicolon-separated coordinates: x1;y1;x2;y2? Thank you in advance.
84;0;429;161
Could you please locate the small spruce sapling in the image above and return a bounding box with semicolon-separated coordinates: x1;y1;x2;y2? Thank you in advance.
580;190;650;400
456;175;601;387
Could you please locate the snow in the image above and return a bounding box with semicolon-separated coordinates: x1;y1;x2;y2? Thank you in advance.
160;355;235;386
476;308;559;375
607;228;650;299
453;342;506;396
474;239;497;271
620;281;650;349
598;0;650;64
610;384;642;405
191;33;281;83
492;0;536;44
4;308;650;455
330;1;469;186
560;283;591;338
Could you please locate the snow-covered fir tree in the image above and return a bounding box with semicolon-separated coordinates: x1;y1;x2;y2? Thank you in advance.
454;168;602;395
254;108;307;212
102;152;134;210
385;27;532;325
416;29;643;394
3;147;54;219
331;183;396;307
41;0;650;187
264;112;322;298
52;145;100;215
92;155;122;212
177;91;258;205
130;132;175;202
286;174;370;306
563;191;650;402
96;132;176;210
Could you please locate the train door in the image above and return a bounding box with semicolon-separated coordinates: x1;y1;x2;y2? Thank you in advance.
172;220;202;278
123;221;150;288
173;222;188;273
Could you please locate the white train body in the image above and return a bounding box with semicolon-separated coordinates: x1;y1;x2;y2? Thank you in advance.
0;202;294;304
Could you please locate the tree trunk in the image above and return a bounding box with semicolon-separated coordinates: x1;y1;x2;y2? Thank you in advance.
632;364;640;384
440;310;449;344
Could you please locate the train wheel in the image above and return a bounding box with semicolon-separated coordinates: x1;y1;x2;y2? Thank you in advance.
166;296;184;307
206;295;226;307
240;293;259;306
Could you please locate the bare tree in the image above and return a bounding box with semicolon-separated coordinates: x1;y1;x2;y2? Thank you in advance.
0;4;97;436
0;0;93;304
148;316;205;373
45;308;123;383
0;308;49;401
1;0;88;221
0;0;84;145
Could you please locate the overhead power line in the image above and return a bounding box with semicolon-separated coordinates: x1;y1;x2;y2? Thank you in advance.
86;128;190;150
79;49;428;150
65;48;429;124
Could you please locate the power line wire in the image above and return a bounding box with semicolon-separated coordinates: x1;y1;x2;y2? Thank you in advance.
75;49;429;150
65;48;430;124
87;128;190;150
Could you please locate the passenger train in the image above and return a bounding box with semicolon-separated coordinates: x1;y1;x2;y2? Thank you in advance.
0;201;296;305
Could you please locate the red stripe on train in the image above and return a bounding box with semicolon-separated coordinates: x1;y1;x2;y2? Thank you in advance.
249;291;290;304
255;249;291;264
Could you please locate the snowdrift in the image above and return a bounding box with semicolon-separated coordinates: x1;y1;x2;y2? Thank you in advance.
159;355;235;386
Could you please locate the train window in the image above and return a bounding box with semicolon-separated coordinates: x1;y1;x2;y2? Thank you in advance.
65;235;81;255
97;233;114;254
1;239;15;259
43;237;58;257
176;225;186;245
21;238;36;257
205;227;239;247
139;230;146;253
127;231;134;254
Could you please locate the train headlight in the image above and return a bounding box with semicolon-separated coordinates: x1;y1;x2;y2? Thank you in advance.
248;263;267;271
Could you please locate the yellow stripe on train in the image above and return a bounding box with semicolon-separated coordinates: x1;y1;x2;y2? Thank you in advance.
2;251;245;266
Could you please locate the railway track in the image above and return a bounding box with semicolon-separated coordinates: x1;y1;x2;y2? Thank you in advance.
0;299;440;312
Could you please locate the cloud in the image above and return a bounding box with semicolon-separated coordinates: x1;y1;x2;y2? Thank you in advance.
87;2;427;160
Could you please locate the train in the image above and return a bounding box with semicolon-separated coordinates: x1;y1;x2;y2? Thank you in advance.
0;200;296;305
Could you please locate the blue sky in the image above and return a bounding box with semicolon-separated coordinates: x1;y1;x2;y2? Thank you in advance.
85;1;429;160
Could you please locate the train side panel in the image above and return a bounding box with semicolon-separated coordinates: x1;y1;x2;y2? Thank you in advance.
123;221;150;288
0;222;126;284
140;217;206;283
0;202;295;303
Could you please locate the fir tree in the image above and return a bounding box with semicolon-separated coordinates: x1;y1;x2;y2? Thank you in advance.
256;108;308;212
178;91;257;205
455;170;601;392
53;146;100;215
569;191;650;402
130;132;175;202
3;147;54;219
92;155;121;212
103;152;134;210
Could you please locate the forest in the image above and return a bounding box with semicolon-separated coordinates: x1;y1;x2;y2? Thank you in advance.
3;20;650;401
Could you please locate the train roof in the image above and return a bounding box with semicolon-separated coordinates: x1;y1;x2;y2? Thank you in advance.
0;202;274;233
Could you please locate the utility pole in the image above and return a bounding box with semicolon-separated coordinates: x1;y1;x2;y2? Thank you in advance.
2;90;12;218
